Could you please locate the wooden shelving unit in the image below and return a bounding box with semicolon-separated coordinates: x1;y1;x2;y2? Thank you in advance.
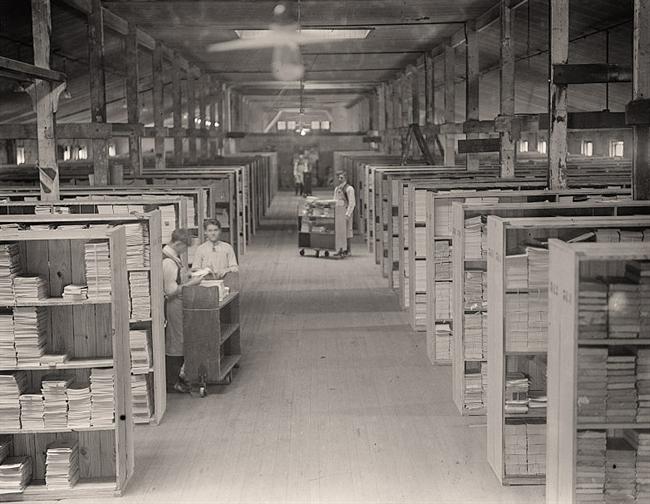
0;227;134;501
0;211;166;425
486;215;650;486
546;241;650;504
449;200;650;411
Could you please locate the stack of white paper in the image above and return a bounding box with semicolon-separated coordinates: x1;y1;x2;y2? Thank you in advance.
90;368;114;427
129;330;152;374
415;228;426;258
504;423;527;476
45;440;80;490
595;228;620;242
576;430;606;502
66;384;91;428
159;205;177;244
435;323;452;362
434;200;452;237
19;394;44;429
464;370;484;411
527;423;546;475
505;293;529;352
577;348;608;423
0;373;27;430
505;372;529;415
606;353;637;424
128;272;150;320
464;313;484;360
0;244;21;304
0;314;15;367
13;307;47;366
505;254;528;290
435;282;451;320
415;294;427;326
605;438;636;502
415;261;427;293
637;349;650;423
608;280;640;338
131;374;153;423
434;240;450;261
527;247;549;289
631;431;650;500
124;223;146;269
41;375;74;429
527;289;548;352
464;271;484;311
13;276;48;302
0;457;32;494
626;262;650;337
579;281;609;339
62;285;87;301
528;393;547;416
414;191;427;224
620;230;644;242
84;242;111;299
434;262;451;281
464;216;483;260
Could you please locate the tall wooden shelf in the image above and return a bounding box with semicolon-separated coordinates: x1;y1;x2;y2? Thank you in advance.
449;200;650;413
486;215;650;486
0;212;166;426
0;227;134;501
546;241;650;504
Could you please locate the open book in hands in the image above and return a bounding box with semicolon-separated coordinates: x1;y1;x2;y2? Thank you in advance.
191;268;215;279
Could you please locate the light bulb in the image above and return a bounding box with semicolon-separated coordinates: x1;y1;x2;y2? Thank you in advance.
272;43;304;81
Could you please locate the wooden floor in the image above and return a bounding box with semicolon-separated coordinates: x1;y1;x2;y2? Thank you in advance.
74;192;545;504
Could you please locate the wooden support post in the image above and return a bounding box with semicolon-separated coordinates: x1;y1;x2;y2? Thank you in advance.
465;21;480;171
549;0;569;189
152;44;165;170
499;0;516;177
424;52;434;125
199;73;208;159
125;23;142;176
444;44;456;166
209;76;218;159
410;66;420;126
31;0;59;200
171;54;183;166
187;70;197;162
632;0;650;199
88;0;108;185
377;85;386;132
368;93;376;131
401;75;410;126
386;83;394;132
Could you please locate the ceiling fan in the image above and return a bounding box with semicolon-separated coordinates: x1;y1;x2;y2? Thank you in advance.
206;2;347;81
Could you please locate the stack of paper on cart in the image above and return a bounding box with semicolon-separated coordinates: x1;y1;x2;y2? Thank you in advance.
13;307;47;366
464;216;483;260
84;242;111;299
66;384;91;428
0;457;32;494
13;276;48;302
626;262;650;336
576;430;606;503
90;368;114;427
505;293;528;352
19;394;44;429
580;281;609;339
605;437;636;502
41;375;74;429
505;254;528;290
0;314;15;367
129;330;152;373
608;279;640;338
0;373;27;430
131;374;153;423
128;272;150;320
577;348;608;423
45;440;79;490
606;352;637;423
0;244;21;304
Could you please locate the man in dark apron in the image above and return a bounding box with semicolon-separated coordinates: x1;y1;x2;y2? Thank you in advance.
162;229;202;393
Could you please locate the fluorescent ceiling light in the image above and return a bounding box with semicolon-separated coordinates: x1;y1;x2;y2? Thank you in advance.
235;29;371;40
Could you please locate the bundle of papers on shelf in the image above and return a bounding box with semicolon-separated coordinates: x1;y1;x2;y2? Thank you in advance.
464;369;484;412
434;200;452;237
0;314;15;367
434;262;452;281
0;456;32;494
435;282;451;320
41;375;74;429
606;352;637;423
577;348;608;423
0;244;21;304
526;423;546;475
608;279;640;338
415;261;427;293
19;394;44;429
0;372;27;430
415;228;426;258
528;393;547;415
605;438;636;502
526;247;549;289
505;254;528;290
505;293;528;352
66;384;91;428
626;262;650;337
629;431;650;500
414;191;427;223
39;354;68;366
434;240;451;260
595;228;620;243
464;216;483;260
435;323;452;362
13;307;47;366
620;230;644;242
504;423;527;475
579;281;609;340
464;313;484;361
90;368;114;427
576;430;606;502
637;349;650;423
13;276;48;302
131;374;153;423
84;241;111;299
391;238;399;264
505;372;529;415
527;289;548;352
62;285;87;301
45;440;80;490
464;271;485;311
415;294;427;326
129;330;152;374
159;205;177;244
128;272;151;320
124;223;147;269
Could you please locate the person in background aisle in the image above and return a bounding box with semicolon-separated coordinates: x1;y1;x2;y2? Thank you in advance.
293;154;304;196
334;170;356;256
302;151;313;196
193;218;239;280
162;229;202;393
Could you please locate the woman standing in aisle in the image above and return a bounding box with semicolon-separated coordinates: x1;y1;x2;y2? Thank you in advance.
162;229;202;393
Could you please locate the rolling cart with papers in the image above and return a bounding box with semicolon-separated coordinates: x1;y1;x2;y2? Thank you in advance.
298;197;347;258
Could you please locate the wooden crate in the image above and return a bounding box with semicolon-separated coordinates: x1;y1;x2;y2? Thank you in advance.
487;215;650;486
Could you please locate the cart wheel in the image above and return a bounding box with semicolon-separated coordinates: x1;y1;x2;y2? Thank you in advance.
199;386;207;398
324;251;330;257
299;249;305;256
315;250;320;258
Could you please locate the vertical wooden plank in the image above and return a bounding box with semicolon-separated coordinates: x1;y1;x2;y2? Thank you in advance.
199;73;209;159
410;66;420;125
444;44;456;166
152;44;166;170
88;0;106;124
401;75;410;126
499;0;516;178
466;21;480;172
93;138;109;185
209;76;218;159
172;54;183;167
187;70;197;162
31;0;59;200
424;52;434;125
633;0;650;200
125;23;142;177
549;0;569;189
47;240;72;354
377;85;386;132
368;93;376;131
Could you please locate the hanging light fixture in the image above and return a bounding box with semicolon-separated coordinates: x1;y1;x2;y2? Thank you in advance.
296;79;310;136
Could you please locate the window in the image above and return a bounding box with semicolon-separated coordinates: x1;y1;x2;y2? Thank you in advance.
63;145;72;161
518;140;528;153
276;121;287;131
610;140;624;158
16;147;25;165
287;121;296;131
78;146;88;160
108;144;116;157
537;140;547;154
321;120;331;131
311;121;321;130
581;140;593;157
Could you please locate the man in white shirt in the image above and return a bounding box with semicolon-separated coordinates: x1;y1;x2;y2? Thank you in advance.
333;171;356;256
193;219;239;280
